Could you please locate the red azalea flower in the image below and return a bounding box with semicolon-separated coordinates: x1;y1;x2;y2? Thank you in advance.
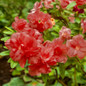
41;41;57;65
31;1;43;13
56;5;60;10
28;41;54;76
66;35;86;59
28;40;57;76
81;19;86;33
12;16;27;32
41;45;54;62
69;16;75;23
59;26;71;40
74;0;86;6
59;0;74;9
5;32;41;67
23;27;44;43
73;5;84;13
27;10;53;32
52;38;68;63
29;63;51;76
43;0;55;9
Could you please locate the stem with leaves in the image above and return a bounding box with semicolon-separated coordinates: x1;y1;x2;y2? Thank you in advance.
75;57;86;75
55;69;67;86
74;65;78;86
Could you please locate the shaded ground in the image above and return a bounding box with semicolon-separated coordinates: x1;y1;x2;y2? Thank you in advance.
0;57;11;86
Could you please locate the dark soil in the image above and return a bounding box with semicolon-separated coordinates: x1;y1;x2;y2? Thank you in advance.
0;57;11;86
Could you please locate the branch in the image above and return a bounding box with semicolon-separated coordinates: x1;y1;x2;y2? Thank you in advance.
47;9;69;27
75;57;86;75
55;69;67;86
74;65;78;86
54;16;68;27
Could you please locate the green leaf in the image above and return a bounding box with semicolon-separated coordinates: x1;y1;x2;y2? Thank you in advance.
53;81;62;86
83;62;86;72
8;58;12;63
3;31;13;35
66;1;76;9
16;65;24;71
3;77;24;86
11;61;18;68
51;2;56;5
26;81;44;86
78;4;86;9
41;74;49;83
24;69;29;74
49;69;55;76
0;51;9;56
52;26;60;32
64;10;73;14
3;46;8;49
8;58;18;68
59;63;65;79
1;37;10;42
12;70;21;76
23;75;32;82
5;26;15;33
75;17;81;24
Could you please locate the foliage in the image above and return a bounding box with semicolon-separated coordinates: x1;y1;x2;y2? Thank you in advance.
0;0;86;86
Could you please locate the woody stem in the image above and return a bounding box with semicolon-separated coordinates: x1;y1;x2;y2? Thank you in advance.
55;69;67;86
75;57;86;75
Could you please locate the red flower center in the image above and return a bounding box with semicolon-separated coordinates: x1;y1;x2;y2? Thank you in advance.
75;46;80;50
54;47;62;56
62;32;67;36
18;44;24;50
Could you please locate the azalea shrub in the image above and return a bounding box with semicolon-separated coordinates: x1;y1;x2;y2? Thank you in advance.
1;0;86;86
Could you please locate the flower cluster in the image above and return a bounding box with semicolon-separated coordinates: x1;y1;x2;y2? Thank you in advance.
27;10;53;32
5;0;86;76
59;0;86;9
59;26;71;40
59;0;74;9
75;0;86;6
66;35;86;59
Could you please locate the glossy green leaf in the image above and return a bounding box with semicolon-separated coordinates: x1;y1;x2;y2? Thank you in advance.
3;77;24;86
12;70;21;76
1;37;10;42
59;63;65;79
66;1;76;9
0;51;9;56
8;58;18;68
42;74;49;83
5;26;15;33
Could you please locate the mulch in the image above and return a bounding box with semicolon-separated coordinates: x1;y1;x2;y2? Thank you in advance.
0;57;12;86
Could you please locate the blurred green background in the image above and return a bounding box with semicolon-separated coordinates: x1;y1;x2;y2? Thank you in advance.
0;0;40;38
